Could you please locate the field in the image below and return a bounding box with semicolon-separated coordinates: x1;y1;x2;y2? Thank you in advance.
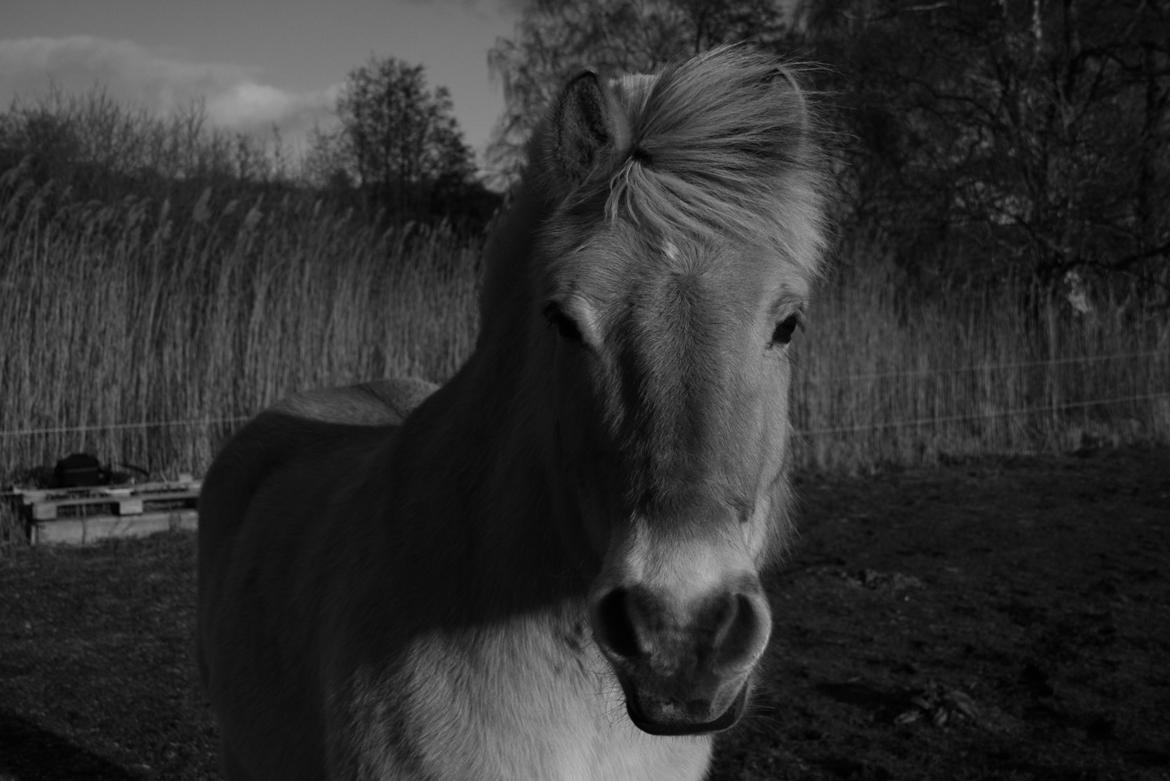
1;131;1168;778
1;446;1167;780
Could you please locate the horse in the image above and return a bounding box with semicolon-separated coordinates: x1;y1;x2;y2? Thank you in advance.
197;44;829;780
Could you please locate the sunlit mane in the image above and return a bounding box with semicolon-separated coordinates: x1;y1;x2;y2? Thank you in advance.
591;46;828;277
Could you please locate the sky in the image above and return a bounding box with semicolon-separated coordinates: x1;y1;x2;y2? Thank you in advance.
0;0;523;168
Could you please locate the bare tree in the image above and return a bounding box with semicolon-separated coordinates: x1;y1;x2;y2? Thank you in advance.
326;56;475;221
796;0;1170;287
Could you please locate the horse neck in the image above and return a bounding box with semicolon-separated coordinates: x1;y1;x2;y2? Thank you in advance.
390;187;589;622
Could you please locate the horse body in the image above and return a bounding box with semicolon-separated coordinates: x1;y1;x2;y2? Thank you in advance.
199;45;828;780
199;374;710;780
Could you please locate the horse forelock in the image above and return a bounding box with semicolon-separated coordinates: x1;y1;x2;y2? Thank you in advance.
547;45;830;282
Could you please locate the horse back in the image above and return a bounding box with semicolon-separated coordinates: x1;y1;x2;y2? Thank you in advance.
198;376;434;602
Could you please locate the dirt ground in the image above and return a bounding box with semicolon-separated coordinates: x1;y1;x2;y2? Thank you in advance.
1;446;1167;780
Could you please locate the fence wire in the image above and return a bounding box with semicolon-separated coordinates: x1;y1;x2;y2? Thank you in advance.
806;349;1167;384
795;392;1170;437
1;353;1166;440
0;416;251;439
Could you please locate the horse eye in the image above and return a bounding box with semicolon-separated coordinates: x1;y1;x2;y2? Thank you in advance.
543;302;584;343
770;314;801;346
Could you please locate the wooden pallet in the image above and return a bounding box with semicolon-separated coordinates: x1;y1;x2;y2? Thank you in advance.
29;508;199;545
5;478;201;545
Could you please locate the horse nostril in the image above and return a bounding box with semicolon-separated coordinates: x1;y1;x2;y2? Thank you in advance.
594;587;642;659
714;592;769;671
710;592;741;646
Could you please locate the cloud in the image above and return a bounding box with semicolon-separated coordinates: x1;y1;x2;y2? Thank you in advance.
0;35;339;149
401;0;527;18
204;81;341;140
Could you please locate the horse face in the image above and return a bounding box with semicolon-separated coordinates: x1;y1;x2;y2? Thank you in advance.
526;52;825;737
540;228;806;735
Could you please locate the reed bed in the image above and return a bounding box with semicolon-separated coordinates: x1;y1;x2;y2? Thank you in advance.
0;172;478;482
1;168;1167;489
791;246;1170;471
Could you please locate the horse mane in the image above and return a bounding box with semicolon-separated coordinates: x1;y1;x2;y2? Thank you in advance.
554;45;830;278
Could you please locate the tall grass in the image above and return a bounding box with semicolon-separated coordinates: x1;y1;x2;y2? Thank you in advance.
0;169;477;481
1;167;1168;488
792;241;1170;471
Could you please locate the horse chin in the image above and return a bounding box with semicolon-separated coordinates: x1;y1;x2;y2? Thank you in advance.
621;678;750;737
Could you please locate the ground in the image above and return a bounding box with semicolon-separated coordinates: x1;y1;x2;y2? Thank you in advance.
0;446;1167;780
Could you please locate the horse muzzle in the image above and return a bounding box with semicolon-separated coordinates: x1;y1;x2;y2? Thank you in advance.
589;581;771;736
620;671;751;735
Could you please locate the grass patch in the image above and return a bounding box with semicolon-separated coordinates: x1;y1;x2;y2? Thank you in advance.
1;448;1167;779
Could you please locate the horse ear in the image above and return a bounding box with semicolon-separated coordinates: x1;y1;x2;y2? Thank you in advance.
544;69;624;194
766;64;811;134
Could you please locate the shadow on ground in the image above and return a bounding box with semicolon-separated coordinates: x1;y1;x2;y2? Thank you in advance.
0;709;141;780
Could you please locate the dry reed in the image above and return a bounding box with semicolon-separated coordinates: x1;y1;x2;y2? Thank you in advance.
1;169;1167;493
0;173;478;483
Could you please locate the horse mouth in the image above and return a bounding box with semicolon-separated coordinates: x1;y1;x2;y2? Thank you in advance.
623;681;749;736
